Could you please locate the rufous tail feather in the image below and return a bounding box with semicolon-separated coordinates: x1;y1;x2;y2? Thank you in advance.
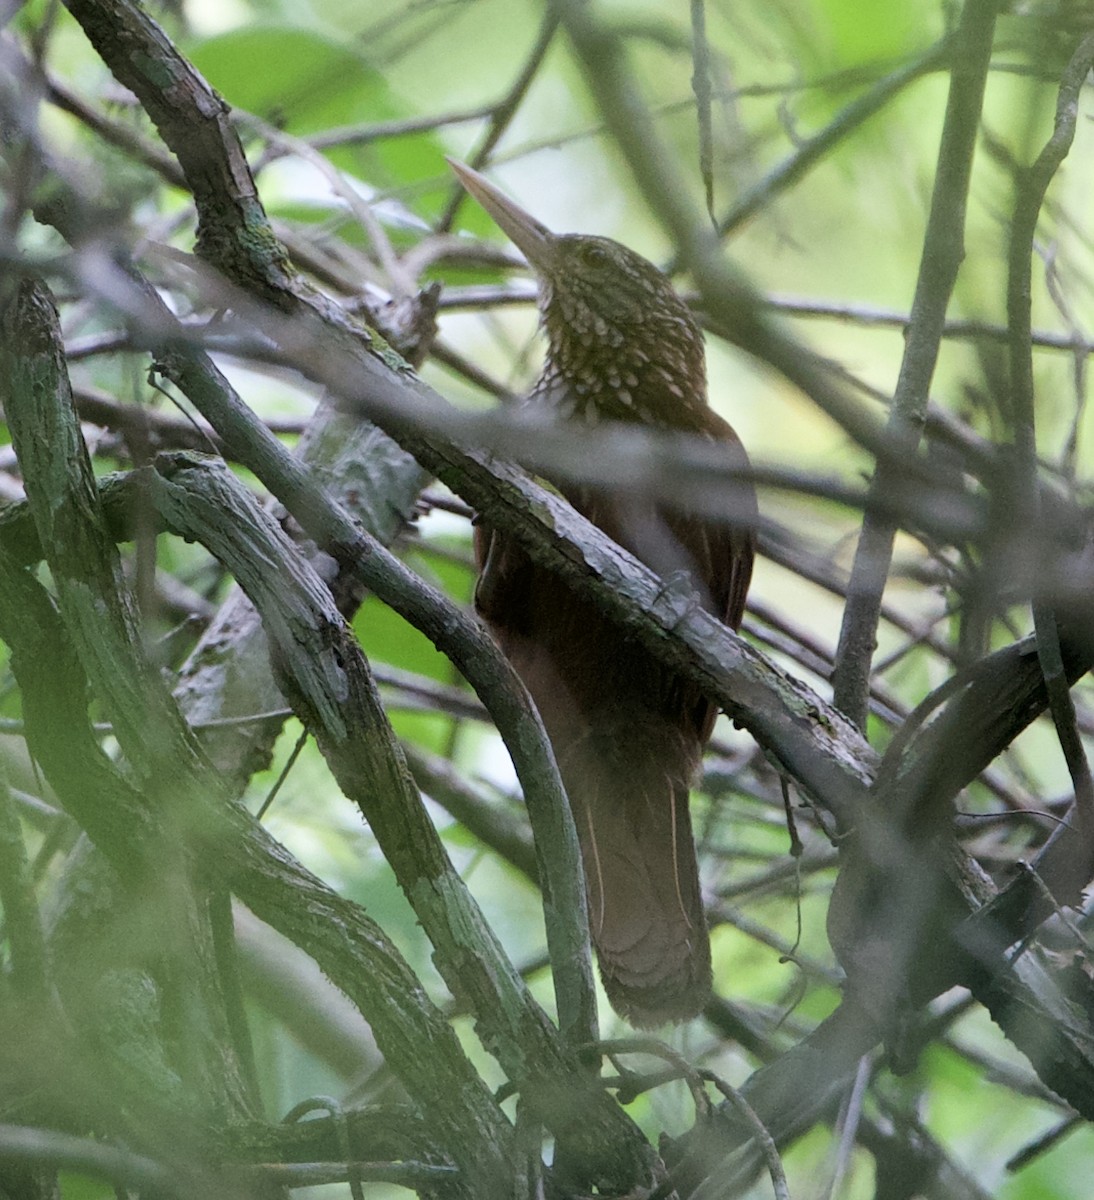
558;723;711;1028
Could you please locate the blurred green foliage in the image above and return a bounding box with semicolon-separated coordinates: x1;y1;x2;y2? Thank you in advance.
4;0;1094;1196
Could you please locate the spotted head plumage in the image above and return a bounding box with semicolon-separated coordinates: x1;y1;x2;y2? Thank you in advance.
449;160;709;429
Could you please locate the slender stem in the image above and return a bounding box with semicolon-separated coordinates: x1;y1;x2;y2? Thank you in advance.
1005;34;1094;906
716;38;951;240
0;761;52;1007
690;0;715;222
435;11;558;234
831;0;999;729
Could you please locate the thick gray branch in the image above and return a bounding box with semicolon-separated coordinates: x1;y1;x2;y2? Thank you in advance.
147;451;653;1193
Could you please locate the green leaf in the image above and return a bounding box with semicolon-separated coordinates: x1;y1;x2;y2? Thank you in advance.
186;26;454;222
187;27;398;134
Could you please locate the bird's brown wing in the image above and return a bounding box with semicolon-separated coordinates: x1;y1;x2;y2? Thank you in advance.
471;418;756;1027
691;410;757;633
475;408;754;638
661;416;756;740
566;414;756;738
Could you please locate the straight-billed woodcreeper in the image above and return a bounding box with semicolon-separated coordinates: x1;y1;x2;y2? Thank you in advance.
450;160;756;1027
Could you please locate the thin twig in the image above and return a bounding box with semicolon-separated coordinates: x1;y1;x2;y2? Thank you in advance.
694;1072;790;1200
715;37;951;241
1005;33;1094;906
690;0;715;223
434;12;558;234
832;0;999;730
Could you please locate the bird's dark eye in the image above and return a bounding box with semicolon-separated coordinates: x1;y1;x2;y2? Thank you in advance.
578;242;612;269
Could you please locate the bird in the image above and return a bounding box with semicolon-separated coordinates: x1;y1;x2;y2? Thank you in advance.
449;159;756;1028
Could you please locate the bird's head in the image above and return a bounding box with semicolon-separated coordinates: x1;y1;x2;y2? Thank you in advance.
449;158;708;426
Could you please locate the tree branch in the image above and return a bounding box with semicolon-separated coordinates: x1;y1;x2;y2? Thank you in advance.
1004;32;1094;908
147;450;654;1193
832;0;1000;728
59;0;294;303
